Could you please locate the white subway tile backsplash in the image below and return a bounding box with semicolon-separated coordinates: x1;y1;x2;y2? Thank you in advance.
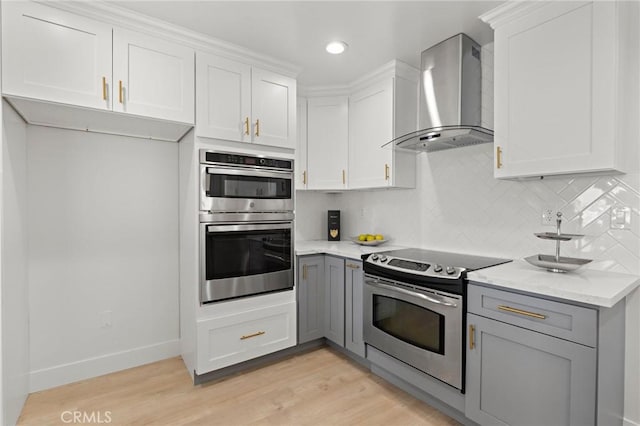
296;144;640;275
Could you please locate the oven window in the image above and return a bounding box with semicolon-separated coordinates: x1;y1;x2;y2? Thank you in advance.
207;174;291;199
372;295;445;355
205;228;291;280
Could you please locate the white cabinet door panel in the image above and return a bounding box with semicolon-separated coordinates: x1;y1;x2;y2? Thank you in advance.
307;97;348;190
2;1;112;110
113;29;194;124
251;67;296;149
348;80;393;189
196;53;251;142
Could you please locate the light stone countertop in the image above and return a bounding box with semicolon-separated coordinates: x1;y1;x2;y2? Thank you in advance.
295;240;640;308
295;240;406;261
468;260;640;308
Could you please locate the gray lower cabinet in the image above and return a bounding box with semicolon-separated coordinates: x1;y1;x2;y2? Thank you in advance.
465;283;627;426
465;312;596;426
297;255;325;344
345;260;365;357
324;256;345;346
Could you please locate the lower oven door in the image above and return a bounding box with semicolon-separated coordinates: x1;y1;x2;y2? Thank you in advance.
200;221;293;304
363;275;463;389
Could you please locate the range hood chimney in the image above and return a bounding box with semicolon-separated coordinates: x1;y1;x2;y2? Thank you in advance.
385;33;493;152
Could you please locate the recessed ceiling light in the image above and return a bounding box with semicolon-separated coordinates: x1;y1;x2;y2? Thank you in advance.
326;41;348;55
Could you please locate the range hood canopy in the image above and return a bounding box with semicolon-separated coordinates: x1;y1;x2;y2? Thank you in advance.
384;33;493;152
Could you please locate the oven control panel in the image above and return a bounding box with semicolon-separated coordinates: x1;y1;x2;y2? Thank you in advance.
367;254;464;279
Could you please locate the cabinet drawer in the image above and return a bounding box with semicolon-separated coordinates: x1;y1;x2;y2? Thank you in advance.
196;301;296;374
468;284;597;347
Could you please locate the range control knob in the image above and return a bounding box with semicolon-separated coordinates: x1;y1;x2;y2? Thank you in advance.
371;254;379;261
446;266;456;275
380;255;388;263
433;264;443;273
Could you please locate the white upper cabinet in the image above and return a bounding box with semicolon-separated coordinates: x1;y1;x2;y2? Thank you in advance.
348;62;418;189
196;53;296;150
251;68;296;149
196;53;252;142
483;1;639;178
2;1;112;111
306;96;349;190
1;1;196;140
113;29;195;124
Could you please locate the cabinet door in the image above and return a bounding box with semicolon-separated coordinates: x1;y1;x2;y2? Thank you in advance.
344;260;365;357
307;96;349;190
348;79;394;189
251;67;296;149
493;2;617;178
324;256;345;347
2;1;112;110
196;53;251;142
295;97;308;190
297;256;325;344
466;313;596;426
113;28;195;124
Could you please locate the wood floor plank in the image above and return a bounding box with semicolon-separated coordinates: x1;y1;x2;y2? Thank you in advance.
18;347;461;426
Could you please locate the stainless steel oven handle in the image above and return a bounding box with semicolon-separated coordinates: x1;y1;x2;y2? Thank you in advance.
365;279;458;308
206;222;292;233
205;167;292;180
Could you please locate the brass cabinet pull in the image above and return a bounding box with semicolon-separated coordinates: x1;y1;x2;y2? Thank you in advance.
102;76;107;100
384;164;390;180
303;170;307;185
118;80;123;104
240;331;265;340
346;263;360;269
302;264;307;280
498;305;546;320
496;146;503;169
244;117;250;135
255;119;260;137
469;324;475;349
342;170;346;185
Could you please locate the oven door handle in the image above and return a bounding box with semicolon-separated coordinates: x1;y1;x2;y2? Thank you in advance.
365;279;458;308
206;222;292;233
205;167;292;180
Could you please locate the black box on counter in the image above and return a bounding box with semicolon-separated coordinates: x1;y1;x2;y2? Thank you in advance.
328;210;340;241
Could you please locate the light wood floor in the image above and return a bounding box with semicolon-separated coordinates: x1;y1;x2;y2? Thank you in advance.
18;347;460;426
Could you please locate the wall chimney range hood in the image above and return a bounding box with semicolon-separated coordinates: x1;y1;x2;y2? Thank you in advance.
384;33;493;152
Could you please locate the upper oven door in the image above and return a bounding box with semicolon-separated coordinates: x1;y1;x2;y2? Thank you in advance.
200;166;293;213
200;221;293;304
363;275;463;389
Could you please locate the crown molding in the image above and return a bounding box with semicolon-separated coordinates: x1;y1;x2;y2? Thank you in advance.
299;59;419;98
39;0;301;78
480;1;549;29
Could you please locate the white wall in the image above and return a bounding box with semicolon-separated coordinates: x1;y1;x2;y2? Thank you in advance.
27;126;180;391
294;191;340;241
2;102;30;424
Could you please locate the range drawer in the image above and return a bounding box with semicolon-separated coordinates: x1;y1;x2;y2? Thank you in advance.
196;301;296;374
468;284;597;347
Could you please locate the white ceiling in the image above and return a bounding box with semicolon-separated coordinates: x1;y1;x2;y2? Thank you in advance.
112;1;500;87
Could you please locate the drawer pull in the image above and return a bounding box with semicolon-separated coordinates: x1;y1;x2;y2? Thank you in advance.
240;331;265;340
498;305;546;320
346;263;360;269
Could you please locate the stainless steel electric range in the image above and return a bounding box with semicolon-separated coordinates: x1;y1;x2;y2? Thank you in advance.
362;248;511;391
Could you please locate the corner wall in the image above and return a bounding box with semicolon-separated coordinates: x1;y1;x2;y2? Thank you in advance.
26;126;180;392
2;101;29;425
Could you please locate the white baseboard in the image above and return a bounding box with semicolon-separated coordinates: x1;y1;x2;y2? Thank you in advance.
625;417;640;426
29;339;181;393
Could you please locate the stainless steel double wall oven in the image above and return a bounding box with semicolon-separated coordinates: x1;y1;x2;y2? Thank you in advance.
199;150;294;304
